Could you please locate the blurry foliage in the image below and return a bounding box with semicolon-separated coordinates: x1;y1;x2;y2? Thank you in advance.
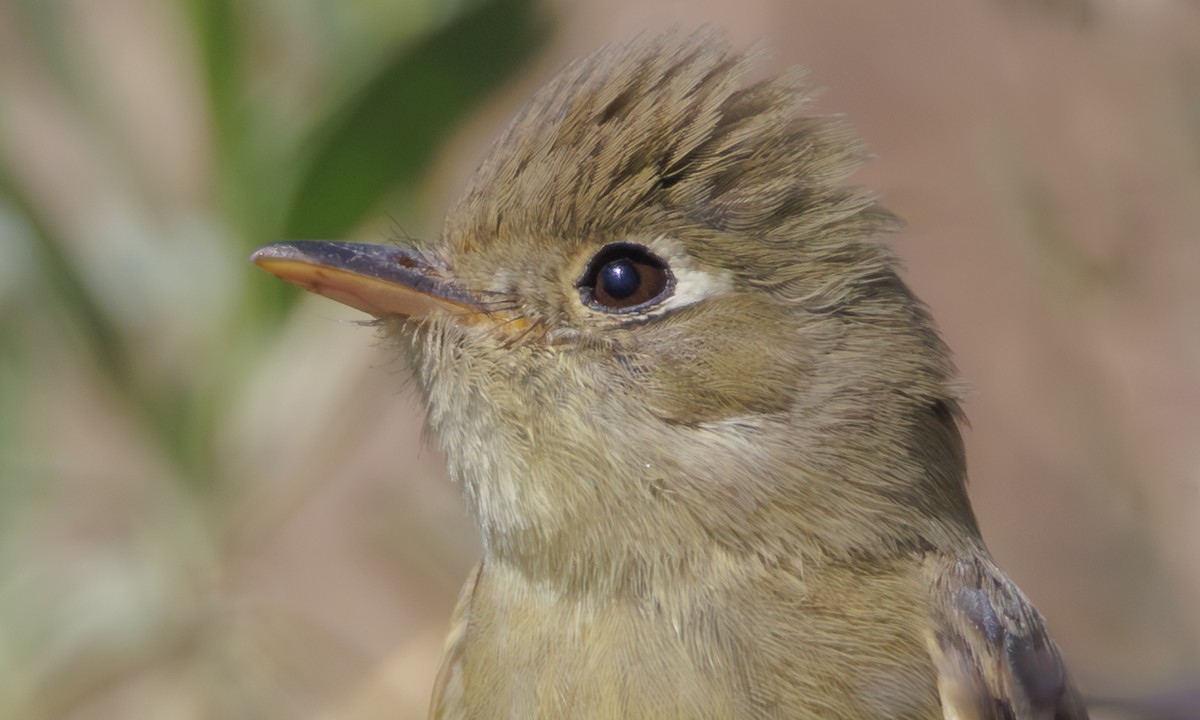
0;0;546;715
287;0;545;237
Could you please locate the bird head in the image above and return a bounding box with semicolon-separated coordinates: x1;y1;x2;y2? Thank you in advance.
254;32;979;594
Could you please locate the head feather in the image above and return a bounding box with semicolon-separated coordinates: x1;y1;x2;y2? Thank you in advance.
444;30;898;303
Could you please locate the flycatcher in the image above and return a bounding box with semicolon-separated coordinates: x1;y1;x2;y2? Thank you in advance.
254;31;1088;720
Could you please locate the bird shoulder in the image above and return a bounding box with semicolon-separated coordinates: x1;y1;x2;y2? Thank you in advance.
429;564;482;720
922;553;1089;720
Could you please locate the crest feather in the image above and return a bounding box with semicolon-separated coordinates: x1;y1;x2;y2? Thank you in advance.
445;30;896;269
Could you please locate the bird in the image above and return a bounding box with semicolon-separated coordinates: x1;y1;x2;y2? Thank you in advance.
253;30;1089;720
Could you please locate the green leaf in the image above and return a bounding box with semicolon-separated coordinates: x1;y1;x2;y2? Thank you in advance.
181;0;241;159
284;0;549;239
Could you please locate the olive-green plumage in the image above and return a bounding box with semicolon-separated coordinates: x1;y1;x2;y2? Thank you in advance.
255;29;1088;720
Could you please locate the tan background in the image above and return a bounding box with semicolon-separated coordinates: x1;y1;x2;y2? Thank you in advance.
0;0;1197;717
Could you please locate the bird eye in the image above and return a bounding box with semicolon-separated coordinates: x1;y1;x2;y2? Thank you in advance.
578;243;673;312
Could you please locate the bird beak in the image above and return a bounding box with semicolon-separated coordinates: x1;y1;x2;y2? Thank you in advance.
251;241;480;319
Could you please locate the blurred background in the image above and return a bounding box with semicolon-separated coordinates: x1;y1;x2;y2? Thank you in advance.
0;0;1197;717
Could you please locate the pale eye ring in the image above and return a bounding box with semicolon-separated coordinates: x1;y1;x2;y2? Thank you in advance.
578;243;674;312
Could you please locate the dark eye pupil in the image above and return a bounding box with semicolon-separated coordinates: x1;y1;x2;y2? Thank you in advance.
599;260;640;300
578;243;673;313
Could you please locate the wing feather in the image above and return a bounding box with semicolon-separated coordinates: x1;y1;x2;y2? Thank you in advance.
429;564;482;720
924;555;1089;720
